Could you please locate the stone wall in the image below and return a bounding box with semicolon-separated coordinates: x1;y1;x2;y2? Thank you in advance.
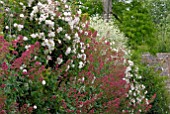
142;53;170;92
142;53;170;76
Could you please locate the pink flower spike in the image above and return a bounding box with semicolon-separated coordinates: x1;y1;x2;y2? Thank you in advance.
1;62;8;71
1;84;6;88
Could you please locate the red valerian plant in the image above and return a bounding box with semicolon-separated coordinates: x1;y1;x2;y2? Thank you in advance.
59;32;155;113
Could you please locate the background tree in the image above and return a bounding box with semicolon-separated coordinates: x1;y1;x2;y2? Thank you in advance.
147;0;170;52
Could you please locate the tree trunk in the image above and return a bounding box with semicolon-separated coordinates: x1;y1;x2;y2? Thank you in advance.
102;0;112;21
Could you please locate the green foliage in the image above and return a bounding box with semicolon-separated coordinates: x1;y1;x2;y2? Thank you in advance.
0;1;4;33
138;64;170;114
73;0;103;16
112;0;157;53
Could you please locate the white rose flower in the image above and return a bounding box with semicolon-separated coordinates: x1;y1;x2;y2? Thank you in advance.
10;14;14;17
82;77;85;82
23;36;28;41
84;31;88;36
5;26;9;29
47;55;52;60
128;60;134;66
77;53;82;58
65;65;70;71
30;34;37;38
33;105;37;109
81;49;84;53
64;12;68;16
48;31;55;37
32;6;38;12
42;80;46;85
25;45;31;49
77;9;82;15
65;4;69;8
47;0;52;4
78;61;84;69
45;20;54;27
57;57;63;65
57;27;63;33
133;92;136;96
65;34;71;40
82;54;86;60
20;66;23;70
131;99;136;103
82;24;85;28
0;1;4;4
125;66;131;73
75;33;79;38
19;2;24;5
141;85;145;89
34;56;38;60
17;24;24;31
20;14;24;18
14;23;18;27
23;69;27;73
65;47;71;55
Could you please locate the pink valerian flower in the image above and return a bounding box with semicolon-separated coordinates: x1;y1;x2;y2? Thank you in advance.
34;65;45;76
0;84;6;88
19;104;33;114
11;35;24;48
11;40;18;48
0;36;10;60
1;62;8;71
0;110;6;114
51;95;57;99
23;62;45;82
12;50;18;55
11;42;40;69
35;61;41;66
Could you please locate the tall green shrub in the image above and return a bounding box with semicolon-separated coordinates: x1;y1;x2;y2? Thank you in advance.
112;0;157;52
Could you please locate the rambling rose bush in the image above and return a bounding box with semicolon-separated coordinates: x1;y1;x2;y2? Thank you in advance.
3;0;87;70
123;59;156;113
0;0;90;112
